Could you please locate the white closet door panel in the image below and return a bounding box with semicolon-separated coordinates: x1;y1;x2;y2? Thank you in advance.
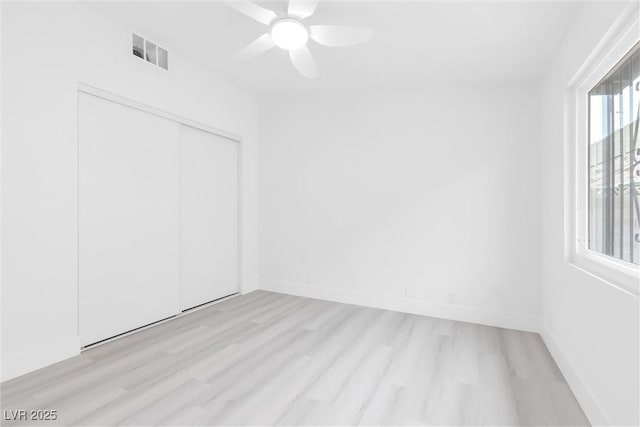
79;93;180;346
180;125;239;310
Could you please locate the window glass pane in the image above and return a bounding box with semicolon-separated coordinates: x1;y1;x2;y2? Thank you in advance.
158;47;168;70
132;33;144;59
145;40;157;65
588;43;640;265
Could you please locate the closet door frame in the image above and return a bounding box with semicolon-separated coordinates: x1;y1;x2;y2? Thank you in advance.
77;83;243;339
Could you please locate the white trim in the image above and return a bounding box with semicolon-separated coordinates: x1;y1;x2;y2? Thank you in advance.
77;83;242;143
565;2;640;296
540;323;611;427
261;280;539;333
237;127;245;295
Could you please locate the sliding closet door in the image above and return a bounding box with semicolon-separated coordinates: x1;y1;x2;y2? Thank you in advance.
79;93;180;346
180;125;239;310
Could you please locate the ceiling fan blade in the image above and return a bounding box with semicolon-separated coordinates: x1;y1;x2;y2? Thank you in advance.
289;46;319;79
309;25;374;47
287;0;320;19
226;0;277;26
233;33;275;61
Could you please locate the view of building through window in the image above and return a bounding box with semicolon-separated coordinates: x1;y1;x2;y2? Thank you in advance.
589;43;640;265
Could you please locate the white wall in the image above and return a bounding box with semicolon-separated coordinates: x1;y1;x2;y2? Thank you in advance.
1;1;260;381
539;1;639;426
259;86;541;331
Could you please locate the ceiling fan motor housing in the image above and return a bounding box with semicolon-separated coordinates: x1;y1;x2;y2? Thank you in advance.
270;17;309;50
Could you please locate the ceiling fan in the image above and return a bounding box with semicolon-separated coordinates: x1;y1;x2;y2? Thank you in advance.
227;0;374;79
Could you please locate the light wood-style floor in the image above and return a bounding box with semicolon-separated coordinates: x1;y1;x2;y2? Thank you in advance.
1;291;589;426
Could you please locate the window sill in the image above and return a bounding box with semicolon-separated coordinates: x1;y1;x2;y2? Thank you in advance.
568;252;639;297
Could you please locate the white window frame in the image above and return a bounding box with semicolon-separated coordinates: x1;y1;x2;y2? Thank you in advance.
566;4;639;296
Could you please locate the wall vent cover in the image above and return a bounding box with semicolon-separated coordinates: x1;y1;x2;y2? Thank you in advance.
132;33;168;70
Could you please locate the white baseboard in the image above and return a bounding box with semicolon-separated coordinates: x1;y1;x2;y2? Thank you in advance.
540;323;610;426
261;280;539;333
1;335;80;382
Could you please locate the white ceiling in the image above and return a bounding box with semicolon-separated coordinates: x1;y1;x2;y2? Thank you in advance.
89;1;584;94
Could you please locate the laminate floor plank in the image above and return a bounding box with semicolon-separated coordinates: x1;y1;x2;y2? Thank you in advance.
0;292;589;426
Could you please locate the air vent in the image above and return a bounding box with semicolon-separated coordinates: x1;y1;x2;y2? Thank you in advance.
132;33;168;70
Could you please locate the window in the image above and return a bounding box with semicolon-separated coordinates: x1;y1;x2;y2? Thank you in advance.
131;33;169;71
588;43;640;266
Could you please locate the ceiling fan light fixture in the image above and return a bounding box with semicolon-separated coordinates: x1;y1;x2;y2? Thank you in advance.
270;18;309;50
229;0;374;79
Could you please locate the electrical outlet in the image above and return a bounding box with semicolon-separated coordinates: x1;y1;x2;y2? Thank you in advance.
405;285;417;298
446;291;456;304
